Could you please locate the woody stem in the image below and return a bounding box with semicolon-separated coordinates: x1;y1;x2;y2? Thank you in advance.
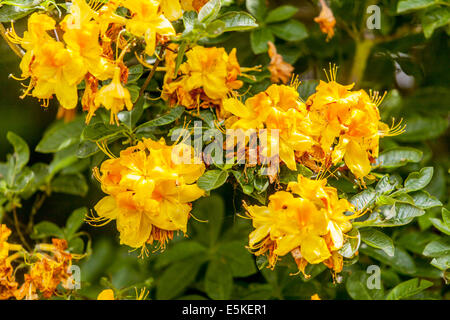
138;46;166;101
13;207;32;251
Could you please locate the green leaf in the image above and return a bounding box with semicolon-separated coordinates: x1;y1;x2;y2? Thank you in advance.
232;170;254;195
429;217;450;235
374;147;423;169
65;207;87;239
6;131;29;174
81;122;125;142
219;11;258;32
423;238;450;257
443;208;450;227
246;0;267;21
360;246;417;275
217;241;257;277
36;118;85;153
350;188;377;211
76;140;100;158
51;173;88;197
68;237;85;254
430;255;450;270
198;0;221;23
420;6;450;38
265;5;298;23
136;106;185;130
32;221;64;240
396;115;448;141
268;20;308;41
404;167;434;192
155;241;207;269
346;270;385;300
360;228;395;257
397;0;437;13
206;19;226;37
386;278;433;300
156;256;206;299
191;194;224;247
205;260;233;300
117;97;144;129
410;190;442;209
198;170;228;191
397;231;440;254
0;3;36;22
375;174;402;195
250;27;274;54
9;167;34;192
127;64;143;83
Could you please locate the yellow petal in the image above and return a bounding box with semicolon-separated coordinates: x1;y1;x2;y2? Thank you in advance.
94;196;120;220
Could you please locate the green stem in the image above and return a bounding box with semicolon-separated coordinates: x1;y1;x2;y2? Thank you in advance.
348;39;374;85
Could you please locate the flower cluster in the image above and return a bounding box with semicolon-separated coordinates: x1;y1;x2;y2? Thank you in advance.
1;225;75;300
223;82;316;180
7;0;202;124
91;138;205;253
223;68;403;181
162;45;243;114
244;175;357;277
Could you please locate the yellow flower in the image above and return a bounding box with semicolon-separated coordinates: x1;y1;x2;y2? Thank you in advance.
267;41;294;84
123;0;175;56
91;138;205;252
311;293;321;300
314;0;336;41
94;66;133;125
160;0;183;21
224;84;316;175
305;69;401;180
244;175;356;277
15;239;73;300
97;289;115;300
0;258;18;300
62;0;114;80
162;46;243;111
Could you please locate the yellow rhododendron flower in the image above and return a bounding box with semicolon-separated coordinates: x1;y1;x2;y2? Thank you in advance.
224;83;316;175
94;66;133;125
162;46;243;112
305;68;403;180
7;13;86;109
123;0;175;56
91;138;205;253
62;0;114;80
244;175;356;277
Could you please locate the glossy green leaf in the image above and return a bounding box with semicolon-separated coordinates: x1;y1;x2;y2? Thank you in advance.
250;27;274;54
374;147;423;169
360;228;395;257
265;5;298;23
198;170;228;191
386;278;433;300
268;20;308;41
219;11;258;32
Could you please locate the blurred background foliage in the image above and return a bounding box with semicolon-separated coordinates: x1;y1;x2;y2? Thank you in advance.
0;0;449;300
